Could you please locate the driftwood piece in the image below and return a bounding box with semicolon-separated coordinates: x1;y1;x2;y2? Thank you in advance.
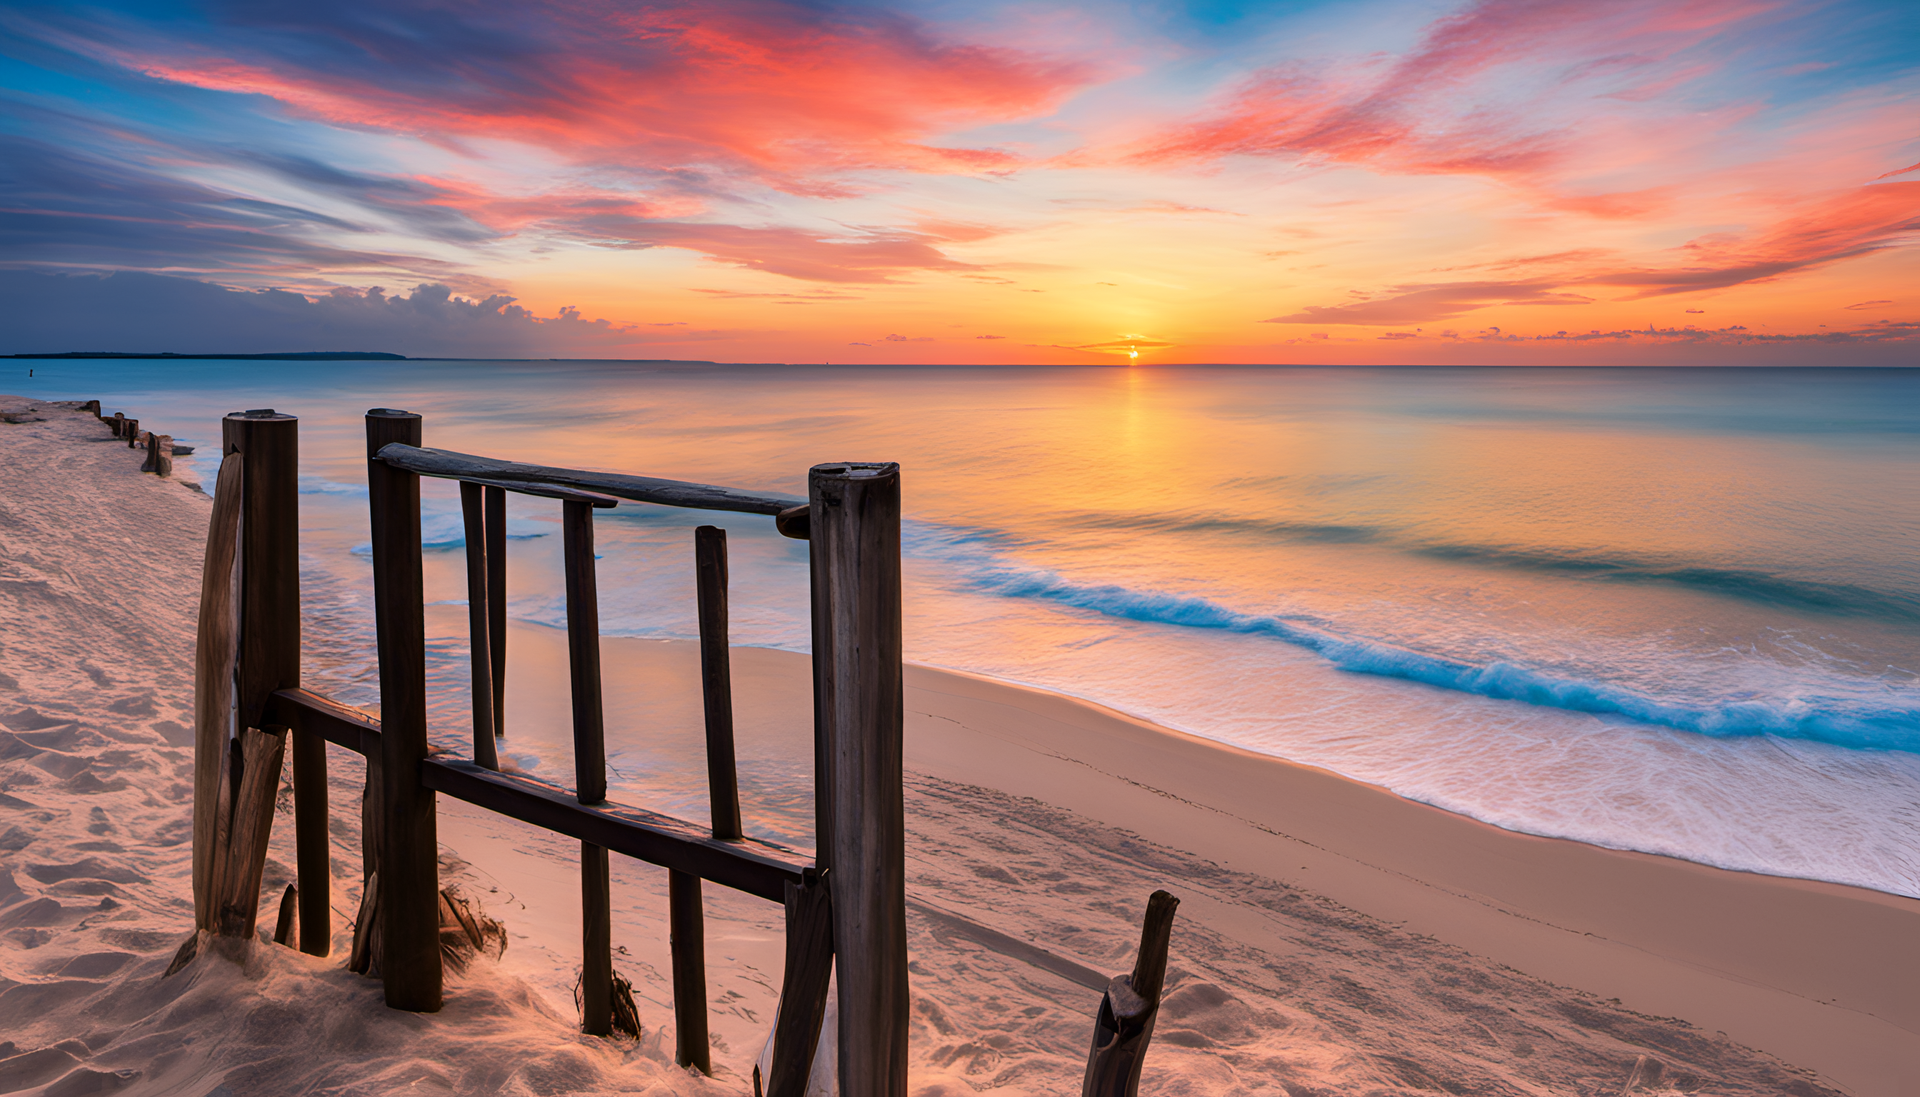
191;452;244;928
768;868;835;1097
273;884;298;945
213;726;289;937
437;887;507;972
1081;890;1180;1097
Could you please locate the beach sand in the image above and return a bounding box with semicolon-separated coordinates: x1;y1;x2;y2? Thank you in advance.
2;397;1912;1096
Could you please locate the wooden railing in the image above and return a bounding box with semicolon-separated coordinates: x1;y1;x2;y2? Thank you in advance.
203;408;907;1093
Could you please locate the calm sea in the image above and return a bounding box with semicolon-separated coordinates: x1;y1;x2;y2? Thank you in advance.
20;362;1920;896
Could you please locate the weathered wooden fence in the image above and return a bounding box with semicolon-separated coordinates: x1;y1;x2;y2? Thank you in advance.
197;408;907;1093
89;400;190;476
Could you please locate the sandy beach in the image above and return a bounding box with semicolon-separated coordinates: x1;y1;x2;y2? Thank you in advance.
2;397;1914;1096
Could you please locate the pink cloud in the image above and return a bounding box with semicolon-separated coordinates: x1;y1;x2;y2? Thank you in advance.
109;2;1093;197
1595;182;1920;297
1264;282;1596;325
1127;0;1777;186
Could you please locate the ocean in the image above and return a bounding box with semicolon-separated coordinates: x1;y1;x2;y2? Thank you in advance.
20;361;1920;897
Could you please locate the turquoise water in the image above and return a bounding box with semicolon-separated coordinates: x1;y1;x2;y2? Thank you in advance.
18;362;1920;895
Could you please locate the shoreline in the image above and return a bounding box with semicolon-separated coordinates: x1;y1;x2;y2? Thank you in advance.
456;617;1920;1094
2;395;1908;1096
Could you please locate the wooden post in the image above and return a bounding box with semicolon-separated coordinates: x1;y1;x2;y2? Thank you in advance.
212;726;289;937
563;499;612;1036
125;418;138;447
192;452;244;931
458;482;498;769
366;409;441;1011
110;411;124;437
221;410;327;957
768;868;834;1097
1081;890;1180;1097
669;869;711;1071
695;526;742;840
810;462;906;1097
485;485;507;739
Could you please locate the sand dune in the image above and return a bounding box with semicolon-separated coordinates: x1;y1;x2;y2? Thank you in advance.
1;397;1907;1096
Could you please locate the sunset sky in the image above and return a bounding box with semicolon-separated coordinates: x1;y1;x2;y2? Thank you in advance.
2;0;1916;363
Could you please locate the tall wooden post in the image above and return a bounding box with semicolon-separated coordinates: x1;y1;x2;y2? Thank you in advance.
485;486;508;738
810;462;906;1097
366;409;441;1012
694;525;741;839
221;410;328;957
563;499;613;1036
458;482;498;769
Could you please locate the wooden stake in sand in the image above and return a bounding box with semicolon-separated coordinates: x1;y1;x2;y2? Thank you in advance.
1081;889;1180;1097
810;462;907;1097
209;726;289;937
767;867;834;1097
366;408;442;1012
458;481;498;769
191;451;244;929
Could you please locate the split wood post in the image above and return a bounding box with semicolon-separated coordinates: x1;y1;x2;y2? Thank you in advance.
110;411;125;437
212;726;290;937
669;870;710;1071
767;867;835;1097
191;451;243;930
222;410;329;956
810;462;907;1097
125;418;138;447
695;525;742;839
458;482;498;769
1080;890;1180;1097
563;498;613;1036
153;435;173;477
484;485;507;738
366;408;441;1011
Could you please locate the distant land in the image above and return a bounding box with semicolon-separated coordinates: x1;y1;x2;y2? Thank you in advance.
7;352;725;363
10;351;408;360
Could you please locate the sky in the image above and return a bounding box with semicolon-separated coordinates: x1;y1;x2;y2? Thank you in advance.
1;0;1916;363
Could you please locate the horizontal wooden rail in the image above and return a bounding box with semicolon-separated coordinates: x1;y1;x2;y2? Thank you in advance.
457;474;619;507
376;444;801;516
268;688;381;755
422;760;808;903
265;688;808;902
